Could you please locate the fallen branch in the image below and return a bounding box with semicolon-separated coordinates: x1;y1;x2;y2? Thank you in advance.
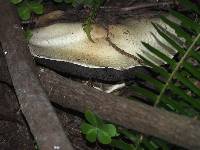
37;67;200;150
0;1;73;150
0;82;35;149
1;49;200;149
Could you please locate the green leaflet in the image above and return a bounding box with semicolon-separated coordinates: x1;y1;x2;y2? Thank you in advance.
135;0;200;118
80;110;119;145
15;0;43;21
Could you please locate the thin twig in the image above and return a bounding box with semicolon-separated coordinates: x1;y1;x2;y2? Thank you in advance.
101;1;176;12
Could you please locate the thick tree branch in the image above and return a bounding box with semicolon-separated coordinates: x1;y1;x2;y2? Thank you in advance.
37;67;200;150
1;45;200;149
0;1;73;150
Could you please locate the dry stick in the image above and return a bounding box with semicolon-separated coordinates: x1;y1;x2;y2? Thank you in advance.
27;1;177;27
37;67;200;150
0;1;73;150
101;1;176;12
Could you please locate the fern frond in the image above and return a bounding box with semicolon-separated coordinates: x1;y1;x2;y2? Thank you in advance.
155;33;200;106
170;10;200;33
103;1;200;149
133;0;200;117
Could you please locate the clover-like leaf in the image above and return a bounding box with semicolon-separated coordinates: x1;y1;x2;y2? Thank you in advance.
85;110;98;126
29;1;44;15
80;122;94;134
17;4;31;20
86;128;97;143
101;124;118;137
97;129;111;144
80;122;98;143
81;110;118;144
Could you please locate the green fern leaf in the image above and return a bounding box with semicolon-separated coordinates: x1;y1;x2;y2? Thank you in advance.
182;62;200;80
142;42;177;68
170;10;200;33
135;72;164;91
160;16;192;44
138;54;169;78
175;72;200;97
152;23;185;56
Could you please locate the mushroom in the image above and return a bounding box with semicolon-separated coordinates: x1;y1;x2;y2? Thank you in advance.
29;17;176;82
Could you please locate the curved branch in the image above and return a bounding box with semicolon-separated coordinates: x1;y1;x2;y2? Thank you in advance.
0;1;74;150
38;67;200;150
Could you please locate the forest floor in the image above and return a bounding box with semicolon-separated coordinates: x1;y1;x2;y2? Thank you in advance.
0;0;180;150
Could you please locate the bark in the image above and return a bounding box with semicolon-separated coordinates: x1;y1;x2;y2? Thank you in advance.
0;83;35;150
37;67;200;150
0;1;73;150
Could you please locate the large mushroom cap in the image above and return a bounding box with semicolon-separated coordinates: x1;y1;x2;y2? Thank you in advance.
29;17;176;81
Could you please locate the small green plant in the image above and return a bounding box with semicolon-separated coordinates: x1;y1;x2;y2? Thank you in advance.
10;0;43;20
81;111;171;150
80;110;119;144
10;0;104;41
82;0;103;41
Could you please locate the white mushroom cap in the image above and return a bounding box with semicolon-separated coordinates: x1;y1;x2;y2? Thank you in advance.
29;17;177;70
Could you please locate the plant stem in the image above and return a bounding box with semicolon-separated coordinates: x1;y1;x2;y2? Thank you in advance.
154;33;200;107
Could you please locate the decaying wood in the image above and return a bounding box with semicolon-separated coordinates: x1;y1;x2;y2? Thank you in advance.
37;67;200;150
0;1;73;150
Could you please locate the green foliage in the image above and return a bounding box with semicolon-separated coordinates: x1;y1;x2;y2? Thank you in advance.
10;0;43;20
10;0;103;41
82;0;103;41
81;0;200;149
80;110;119;144
133;0;200;118
81;110;173;150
